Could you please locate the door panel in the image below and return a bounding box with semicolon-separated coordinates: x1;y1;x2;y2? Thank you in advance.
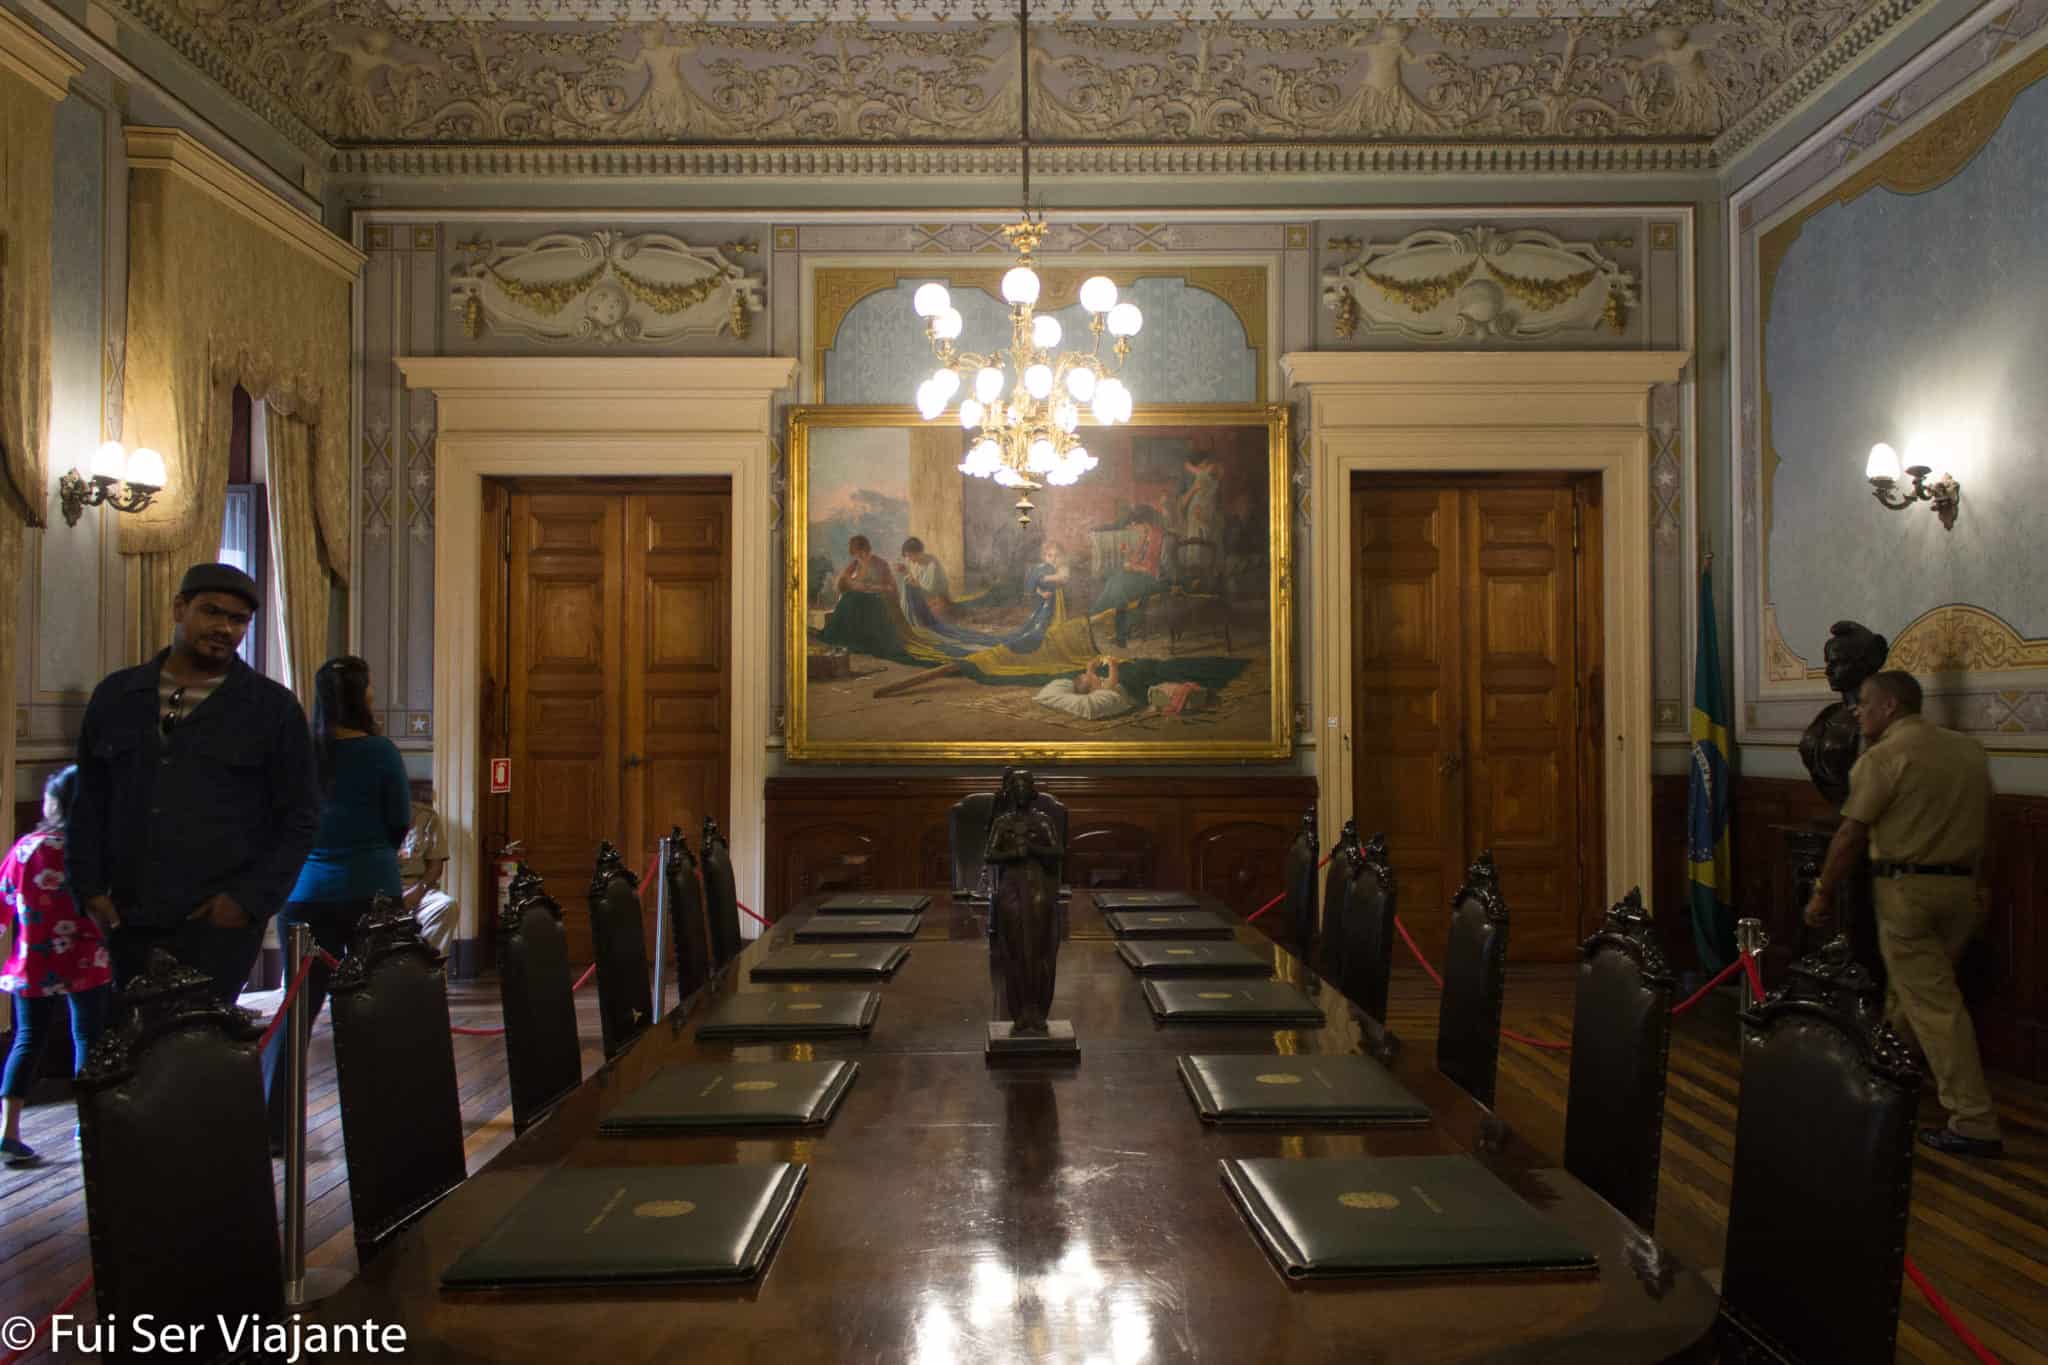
1352;488;1460;962
624;491;732;940
509;493;623;963
1352;479;1597;964
1463;487;1582;960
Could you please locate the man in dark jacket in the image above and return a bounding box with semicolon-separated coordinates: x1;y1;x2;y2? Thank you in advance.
68;563;320;1004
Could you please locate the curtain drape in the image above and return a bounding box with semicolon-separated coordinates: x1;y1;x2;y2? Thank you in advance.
118;132;358;658
264;404;328;711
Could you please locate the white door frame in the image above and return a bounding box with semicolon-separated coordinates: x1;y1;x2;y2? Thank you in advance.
397;356;795;949
1283;350;1689;913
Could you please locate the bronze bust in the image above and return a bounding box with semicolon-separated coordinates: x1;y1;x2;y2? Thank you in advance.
1798;620;1888;806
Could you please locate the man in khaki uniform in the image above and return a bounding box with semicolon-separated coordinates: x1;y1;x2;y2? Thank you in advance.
399;800;456;954
1804;670;2001;1157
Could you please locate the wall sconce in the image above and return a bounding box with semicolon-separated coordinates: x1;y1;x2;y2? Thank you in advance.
59;441;165;527
1865;442;1961;531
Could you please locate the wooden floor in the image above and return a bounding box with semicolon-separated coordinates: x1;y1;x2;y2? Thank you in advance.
1;963;2041;1363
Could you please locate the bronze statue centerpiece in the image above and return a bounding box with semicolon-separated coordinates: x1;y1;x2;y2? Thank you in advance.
984;768;1078;1060
1793;619;1888;983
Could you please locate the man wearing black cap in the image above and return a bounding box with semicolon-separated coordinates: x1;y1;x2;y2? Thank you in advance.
68;563;321;1003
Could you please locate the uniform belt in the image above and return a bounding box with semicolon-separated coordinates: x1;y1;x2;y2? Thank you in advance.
1870;861;1973;878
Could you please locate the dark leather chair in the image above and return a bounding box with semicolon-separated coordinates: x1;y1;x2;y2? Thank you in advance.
1281;807;1319;957
665;828;714;1007
702;817;744;969
1312;819;1362;984
329;897;467;1265
1336;832;1399;1025
1717;939;1920;1365
1561;889;1674;1232
77;951;284;1334
588;841;653;1060
496;865;582;1133
1436;850;1509;1109
949;792;996;896
1165;536;1232;656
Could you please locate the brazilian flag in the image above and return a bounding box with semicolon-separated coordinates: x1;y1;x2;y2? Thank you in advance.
1687;565;1735;971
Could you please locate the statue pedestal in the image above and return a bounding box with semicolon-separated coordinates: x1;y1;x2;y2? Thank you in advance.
986;1020;1079;1064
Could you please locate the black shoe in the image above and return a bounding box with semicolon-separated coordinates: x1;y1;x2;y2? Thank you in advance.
1917;1126;2003;1158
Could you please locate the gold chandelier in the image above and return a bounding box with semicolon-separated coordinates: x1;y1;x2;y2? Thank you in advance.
908;0;1141;527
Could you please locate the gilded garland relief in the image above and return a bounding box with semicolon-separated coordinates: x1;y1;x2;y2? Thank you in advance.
449;230;764;344
1321;227;1634;342
107;1;1873;147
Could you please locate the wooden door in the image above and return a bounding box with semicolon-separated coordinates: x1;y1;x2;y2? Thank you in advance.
508;491;624;962
501;482;731;962
623;490;732;893
1351;478;1600;963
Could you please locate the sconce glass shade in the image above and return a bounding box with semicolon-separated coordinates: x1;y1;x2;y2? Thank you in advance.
126;448;166;489
91;440;126;481
1866;442;1901;482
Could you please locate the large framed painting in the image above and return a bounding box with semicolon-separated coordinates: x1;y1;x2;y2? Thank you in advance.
786;404;1293;762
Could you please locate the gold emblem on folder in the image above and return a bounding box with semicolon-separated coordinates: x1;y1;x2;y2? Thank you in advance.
858;919;881;925
1339;1192;1400;1211
1167;949;1195;956
1255;1073;1302;1085
1147;916;1171;923
829;952;858;958
788;1002;823;1011
732;1080;779;1092
633;1200;697;1218
1197;991;1234;999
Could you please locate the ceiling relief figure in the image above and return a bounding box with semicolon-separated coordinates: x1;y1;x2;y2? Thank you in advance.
105;0;1878;151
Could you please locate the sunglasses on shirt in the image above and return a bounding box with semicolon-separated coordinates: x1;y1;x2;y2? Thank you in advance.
162;686;185;736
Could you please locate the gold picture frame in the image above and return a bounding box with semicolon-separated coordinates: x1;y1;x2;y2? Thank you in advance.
785;403;1293;763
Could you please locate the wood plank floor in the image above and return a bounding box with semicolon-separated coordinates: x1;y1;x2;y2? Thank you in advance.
1;964;2041;1363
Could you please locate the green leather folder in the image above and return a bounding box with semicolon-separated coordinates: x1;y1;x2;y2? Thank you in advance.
816;892;931;914
694;990;880;1039
794;912;923;941
750;943;910;980
1116;939;1272;976
1093;890;1199;910
1103;909;1233;939
1142;979;1325;1025
600;1061;859;1133
1220;1154;1597;1280
441;1163;807;1288
1177;1054;1430;1126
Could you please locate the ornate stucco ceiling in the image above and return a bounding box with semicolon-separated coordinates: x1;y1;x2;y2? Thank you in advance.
107;0;1924;173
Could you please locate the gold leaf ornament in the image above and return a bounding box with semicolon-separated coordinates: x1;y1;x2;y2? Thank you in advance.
1360;258;1477;314
613;263;725;316
484;259;608;316
1483;262;1598;313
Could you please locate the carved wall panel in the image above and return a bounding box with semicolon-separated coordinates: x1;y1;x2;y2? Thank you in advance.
450;231;763;346
1321;227;1634;344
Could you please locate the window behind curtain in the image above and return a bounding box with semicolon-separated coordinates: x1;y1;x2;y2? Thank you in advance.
219;385;269;672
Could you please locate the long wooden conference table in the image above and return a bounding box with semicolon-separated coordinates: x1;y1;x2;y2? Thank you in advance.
311;891;1719;1362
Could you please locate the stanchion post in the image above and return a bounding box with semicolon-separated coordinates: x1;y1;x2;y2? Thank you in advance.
650;834;671;1023
282;921;312;1306
1734;917;1769;1038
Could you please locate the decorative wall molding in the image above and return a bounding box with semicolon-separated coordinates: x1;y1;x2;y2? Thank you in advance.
1887;604;2048;676
1321;226;1634;342
1713;0;1932;162
0;9;84;99
122;127;361;280
449;230;763;345
99;1;1904;165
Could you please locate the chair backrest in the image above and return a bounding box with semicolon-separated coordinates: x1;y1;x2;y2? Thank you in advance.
1436;850;1509;1109
77;951;284;1330
1337;833;1399;1025
329;897;467;1264
587;841;652;1060
1033;789;1070;865
1718;941;1919;1365
949;792;996;894
496;865;582;1133
1312;819;1362;983
1562;889;1674;1232
1282;807;1319;958
1172;537;1224;591
701;817;743;967
666;828;713;1005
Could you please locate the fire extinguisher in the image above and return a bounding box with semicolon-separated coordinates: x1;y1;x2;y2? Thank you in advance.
493;838;525;914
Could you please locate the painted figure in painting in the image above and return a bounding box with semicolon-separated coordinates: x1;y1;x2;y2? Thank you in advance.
1178;451;1223;546
986;769;1062;1033
1091;505;1167;648
895;537;952;616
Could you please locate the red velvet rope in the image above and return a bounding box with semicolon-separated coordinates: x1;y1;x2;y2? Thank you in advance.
0;1270;95;1365
255;954;320;1051
734;899;771;927
1243;848;1337;924
449;963;595;1038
